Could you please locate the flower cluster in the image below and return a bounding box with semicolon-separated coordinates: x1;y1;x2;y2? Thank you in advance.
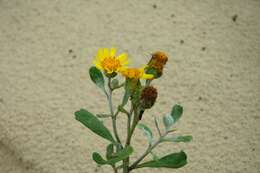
93;48;156;80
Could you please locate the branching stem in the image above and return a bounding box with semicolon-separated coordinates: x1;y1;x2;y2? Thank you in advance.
129;131;170;171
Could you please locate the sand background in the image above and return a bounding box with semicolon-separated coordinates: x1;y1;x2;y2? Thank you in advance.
0;0;260;172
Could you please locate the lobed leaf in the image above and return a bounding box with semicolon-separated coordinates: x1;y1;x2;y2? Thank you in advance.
136;151;187;169
75;109;115;143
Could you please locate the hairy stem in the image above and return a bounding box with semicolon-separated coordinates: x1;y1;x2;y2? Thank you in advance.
107;78;122;146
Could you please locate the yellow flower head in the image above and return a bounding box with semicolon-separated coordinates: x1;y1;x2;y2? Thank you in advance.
93;48;128;74
119;66;153;80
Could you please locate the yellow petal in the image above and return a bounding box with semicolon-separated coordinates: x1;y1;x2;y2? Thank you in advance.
110;47;116;57
103;48;109;57
96;48;104;61
121;60;129;65
142;73;154;79
117;53;127;62
93;60;103;70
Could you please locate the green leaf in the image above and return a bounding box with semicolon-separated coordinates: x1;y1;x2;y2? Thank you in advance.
89;66;105;90
171;105;183;123
92;146;134;165
75;109;115;143
150;151;159;161
131;80;142;106
93;152;107;165
136;151;187;169
137;123;153;144
106;144;114;160
163;135;193;143
163;114;174;130
122;79;132;106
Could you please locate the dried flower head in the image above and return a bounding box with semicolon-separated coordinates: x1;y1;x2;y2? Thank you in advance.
140;86;158;109
93;48;128;74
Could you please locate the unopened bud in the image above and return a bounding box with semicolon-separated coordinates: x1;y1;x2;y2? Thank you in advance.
147;51;168;78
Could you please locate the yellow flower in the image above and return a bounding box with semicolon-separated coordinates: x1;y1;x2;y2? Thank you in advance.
119;66;153;80
93;48;128;74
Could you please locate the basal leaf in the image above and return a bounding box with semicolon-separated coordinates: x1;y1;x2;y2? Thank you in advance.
75;109;115;143
136;151;187;169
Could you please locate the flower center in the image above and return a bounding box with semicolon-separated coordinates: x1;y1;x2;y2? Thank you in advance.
101;57;121;72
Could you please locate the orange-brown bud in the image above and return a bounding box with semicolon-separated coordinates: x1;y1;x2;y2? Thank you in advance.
150;51;168;65
140;86;158;110
147;51;168;78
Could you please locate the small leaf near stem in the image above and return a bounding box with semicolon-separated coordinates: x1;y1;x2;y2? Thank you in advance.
153;115;162;137
89;66;105;91
92;146;134;165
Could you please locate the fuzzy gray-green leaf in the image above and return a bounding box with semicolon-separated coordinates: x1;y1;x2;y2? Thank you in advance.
137;123;153;144
163;114;174;130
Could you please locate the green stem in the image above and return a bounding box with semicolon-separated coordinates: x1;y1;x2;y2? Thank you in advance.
122;104;134;173
112;165;118;173
107;78;122;146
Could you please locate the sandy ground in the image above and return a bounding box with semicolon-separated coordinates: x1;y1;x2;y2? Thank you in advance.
0;0;260;173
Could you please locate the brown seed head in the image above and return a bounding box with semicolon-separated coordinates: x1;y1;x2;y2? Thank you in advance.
140;86;158;109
